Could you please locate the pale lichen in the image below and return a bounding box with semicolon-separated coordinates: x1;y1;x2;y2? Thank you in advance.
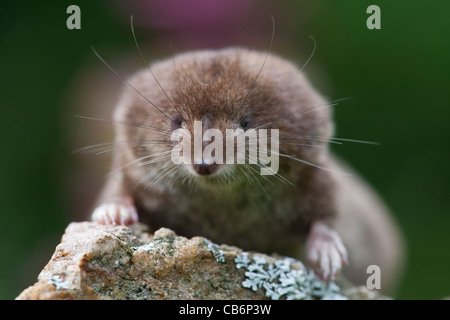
136;237;176;256
49;275;70;290
235;253;347;300
204;239;226;263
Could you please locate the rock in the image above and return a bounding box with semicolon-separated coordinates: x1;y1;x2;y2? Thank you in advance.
16;222;386;300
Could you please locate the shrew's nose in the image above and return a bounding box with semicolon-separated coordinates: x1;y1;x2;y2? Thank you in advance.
193;162;218;176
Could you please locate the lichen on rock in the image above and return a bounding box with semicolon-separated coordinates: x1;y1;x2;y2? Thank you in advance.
235;253;346;300
16;222;386;300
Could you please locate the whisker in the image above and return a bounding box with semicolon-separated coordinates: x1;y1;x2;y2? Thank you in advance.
73;139;174;155
297;35;317;74
287;135;379;146
244;160;275;187
245;148;294;186
150;162;181;190
137;150;173;166
137;160;173;190
237;166;253;186
328;137;380;146
245;165;271;200
245;34;317;120
74;115;173;136
170;56;197;126
138;151;173;166
241;93;351;133
236;89;275;126
299;97;354;116
165;165;185;190
275;152;351;176
250;116;286;130
160;164;181;190
72;141;118;154
278;142;323;148
109;151;172;177
241;135;323;148
234;15;275;118
278;135;343;145
130;15;183;119
91;46;174;122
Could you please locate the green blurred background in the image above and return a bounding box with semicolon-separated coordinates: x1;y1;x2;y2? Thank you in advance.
1;0;449;299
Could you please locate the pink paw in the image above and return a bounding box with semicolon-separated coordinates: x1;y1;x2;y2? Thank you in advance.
92;197;138;226
305;221;348;281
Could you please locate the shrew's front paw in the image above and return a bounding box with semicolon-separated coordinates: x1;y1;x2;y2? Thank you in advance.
306;221;348;281
91;197;138;226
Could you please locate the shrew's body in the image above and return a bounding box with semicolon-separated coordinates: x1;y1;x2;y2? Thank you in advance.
92;48;404;292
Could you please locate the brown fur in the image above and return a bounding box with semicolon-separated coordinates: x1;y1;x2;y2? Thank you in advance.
95;48;404;292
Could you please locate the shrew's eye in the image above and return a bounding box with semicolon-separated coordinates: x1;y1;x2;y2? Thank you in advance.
172;116;183;130
240;118;250;130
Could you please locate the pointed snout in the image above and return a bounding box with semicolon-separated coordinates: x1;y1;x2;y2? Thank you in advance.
193;162;219;176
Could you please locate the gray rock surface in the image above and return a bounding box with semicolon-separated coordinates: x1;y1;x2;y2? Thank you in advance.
16;222;385;300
